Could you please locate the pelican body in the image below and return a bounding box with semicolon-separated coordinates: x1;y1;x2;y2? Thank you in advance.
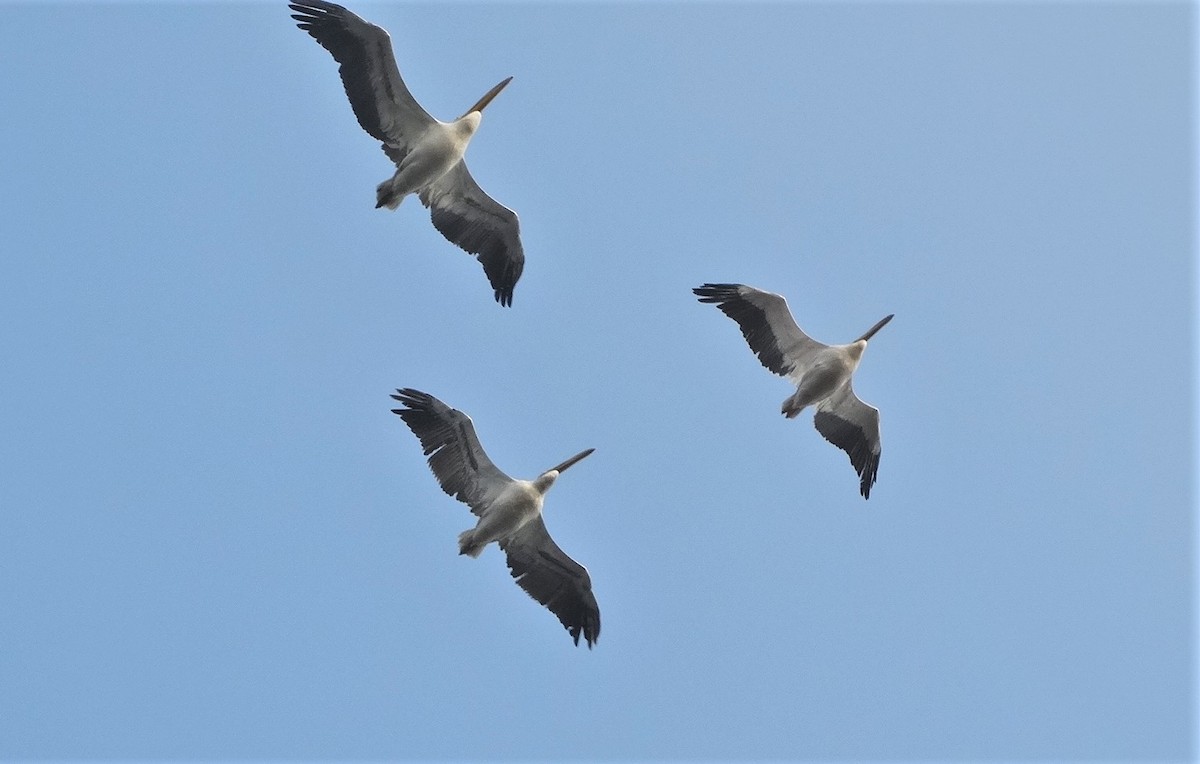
456;447;594;559
374;78;510;212
779;328;884;420
377;114;476;209
291;0;525;306
694;283;893;499
391;388;600;647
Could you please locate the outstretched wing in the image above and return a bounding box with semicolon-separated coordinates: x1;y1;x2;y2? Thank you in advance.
419;162;525;307
290;0;435;148
391;388;514;516
501;516;600;648
693;283;826;379
813;381;882;499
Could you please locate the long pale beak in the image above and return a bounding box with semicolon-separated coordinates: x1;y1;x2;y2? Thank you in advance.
461;76;513;117
855;314;894;342
549;448;594;475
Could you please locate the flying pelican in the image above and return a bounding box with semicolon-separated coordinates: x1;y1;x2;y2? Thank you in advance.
694;283;894;499
290;0;525;306
391;388;600;647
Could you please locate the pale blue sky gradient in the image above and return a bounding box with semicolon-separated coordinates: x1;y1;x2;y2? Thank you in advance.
0;2;1194;760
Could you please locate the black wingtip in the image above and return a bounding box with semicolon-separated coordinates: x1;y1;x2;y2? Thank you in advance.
288;0;343;13
570;623;599;649
391;388;434;411
860;466;878;500
488;258;521;307
859;458;879;500
693;282;742;303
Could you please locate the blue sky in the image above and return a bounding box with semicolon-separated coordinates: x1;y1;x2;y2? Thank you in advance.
0;1;1194;760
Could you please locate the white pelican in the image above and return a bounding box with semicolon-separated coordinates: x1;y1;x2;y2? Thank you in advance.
694;284;894;499
290;0;525;306
391;388;600;647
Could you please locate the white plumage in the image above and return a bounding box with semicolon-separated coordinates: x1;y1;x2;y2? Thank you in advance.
695;283;894;499
291;0;525;305
391;389;600;648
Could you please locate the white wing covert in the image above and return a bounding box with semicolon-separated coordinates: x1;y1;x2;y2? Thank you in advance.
290;0;435;148
694;283;825;378
500;516;601;648
813;382;882;499
419;162;525;307
391;388;514;516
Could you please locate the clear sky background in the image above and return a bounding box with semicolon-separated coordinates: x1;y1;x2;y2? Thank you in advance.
0;1;1194;760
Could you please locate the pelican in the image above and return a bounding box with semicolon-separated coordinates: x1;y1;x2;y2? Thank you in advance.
694;283;894;499
290;0;525;306
391;388;600;647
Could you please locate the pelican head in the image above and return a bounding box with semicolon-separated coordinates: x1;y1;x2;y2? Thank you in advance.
855;314;894;343
460;76;513;119
534;448;595;493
